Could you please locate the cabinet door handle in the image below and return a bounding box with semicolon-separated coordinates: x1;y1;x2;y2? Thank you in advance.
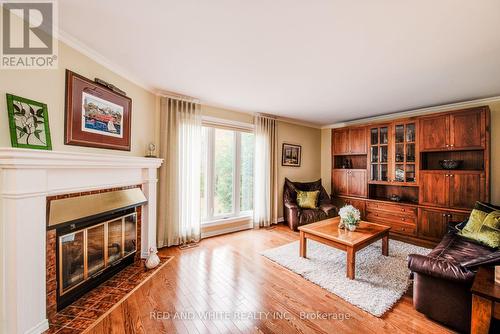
450;144;454;147
401;218;405;221
445;144;449;147
442;213;446;217
450;174;454;177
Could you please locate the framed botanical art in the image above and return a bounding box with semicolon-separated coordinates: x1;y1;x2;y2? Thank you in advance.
6;94;52;150
282;143;301;167
65;70;132;151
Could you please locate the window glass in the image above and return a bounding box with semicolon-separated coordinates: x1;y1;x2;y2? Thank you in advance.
214;129;235;216
201;126;254;222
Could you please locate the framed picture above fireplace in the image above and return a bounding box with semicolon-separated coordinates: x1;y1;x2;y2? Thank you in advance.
64;69;132;151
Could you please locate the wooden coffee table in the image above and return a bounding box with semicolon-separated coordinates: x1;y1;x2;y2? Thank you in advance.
298;217;391;279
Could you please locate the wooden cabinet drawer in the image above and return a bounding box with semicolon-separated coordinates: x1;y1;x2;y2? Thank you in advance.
365;213;416;236
366;202;417;217
366;211;416;225
388;222;417;236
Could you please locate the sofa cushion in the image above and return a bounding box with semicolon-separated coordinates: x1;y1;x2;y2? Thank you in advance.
427;232;493;265
286;177;322;192
298;209;327;226
296;190;319;209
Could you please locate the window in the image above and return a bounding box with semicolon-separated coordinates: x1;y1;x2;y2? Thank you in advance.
200;125;254;223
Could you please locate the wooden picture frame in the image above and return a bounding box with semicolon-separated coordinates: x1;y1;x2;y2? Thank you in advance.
65;70;132;151
282;143;301;167
6;94;52;150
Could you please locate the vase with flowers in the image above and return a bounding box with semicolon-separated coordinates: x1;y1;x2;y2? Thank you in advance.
338;205;361;231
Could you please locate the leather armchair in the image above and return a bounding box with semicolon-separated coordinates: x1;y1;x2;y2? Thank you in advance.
408;221;500;333
283;178;337;230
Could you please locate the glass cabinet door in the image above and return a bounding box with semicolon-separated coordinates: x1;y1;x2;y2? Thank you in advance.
369;125;389;181
393;122;416;183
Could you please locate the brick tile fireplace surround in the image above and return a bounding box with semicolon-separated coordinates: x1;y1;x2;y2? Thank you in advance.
0;149;163;334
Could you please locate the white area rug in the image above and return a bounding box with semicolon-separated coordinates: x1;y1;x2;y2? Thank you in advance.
261;239;429;317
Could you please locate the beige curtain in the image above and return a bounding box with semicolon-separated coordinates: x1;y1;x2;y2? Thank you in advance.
253;114;278;227
157;97;202;247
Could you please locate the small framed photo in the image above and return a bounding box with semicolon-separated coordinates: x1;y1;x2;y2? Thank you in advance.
65;70;132;151
6;94;52;150
282;143;301;167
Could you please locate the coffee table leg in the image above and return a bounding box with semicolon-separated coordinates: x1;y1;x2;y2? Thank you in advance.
382;234;389;256
471;294;493;334
300;231;307;258
347;248;355;279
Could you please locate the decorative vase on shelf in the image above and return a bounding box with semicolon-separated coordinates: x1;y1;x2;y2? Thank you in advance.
338;205;361;232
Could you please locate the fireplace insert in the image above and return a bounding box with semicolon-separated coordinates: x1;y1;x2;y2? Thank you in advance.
56;207;137;310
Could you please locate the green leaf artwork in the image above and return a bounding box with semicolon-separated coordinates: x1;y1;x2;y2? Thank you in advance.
6;94;52;150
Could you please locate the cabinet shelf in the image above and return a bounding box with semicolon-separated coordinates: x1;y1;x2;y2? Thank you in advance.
368;180;419;187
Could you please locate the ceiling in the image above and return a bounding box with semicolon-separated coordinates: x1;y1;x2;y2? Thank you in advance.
59;0;500;125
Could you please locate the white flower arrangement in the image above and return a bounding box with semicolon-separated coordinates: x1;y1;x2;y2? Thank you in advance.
338;205;361;231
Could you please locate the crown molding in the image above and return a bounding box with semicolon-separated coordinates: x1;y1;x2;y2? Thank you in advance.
58;30;157;94
322;95;500;129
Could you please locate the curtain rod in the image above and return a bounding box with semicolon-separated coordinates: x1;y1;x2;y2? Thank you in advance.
255;113;277;120
157;90;200;103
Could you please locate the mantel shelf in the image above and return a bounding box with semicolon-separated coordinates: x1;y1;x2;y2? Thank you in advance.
0;148;163;169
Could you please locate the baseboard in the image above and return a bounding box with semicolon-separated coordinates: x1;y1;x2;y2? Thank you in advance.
201;222;253;238
25;319;49;334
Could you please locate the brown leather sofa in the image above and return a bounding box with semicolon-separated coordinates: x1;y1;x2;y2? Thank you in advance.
408;221;500;333
283;178;337;231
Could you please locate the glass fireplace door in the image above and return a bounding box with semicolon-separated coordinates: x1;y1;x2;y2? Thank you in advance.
58;211;137;296
60;230;85;292
124;213;137;256
108;218;123;264
87;224;105;277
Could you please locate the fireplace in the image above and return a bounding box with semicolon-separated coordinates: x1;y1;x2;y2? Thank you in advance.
47;187;146;311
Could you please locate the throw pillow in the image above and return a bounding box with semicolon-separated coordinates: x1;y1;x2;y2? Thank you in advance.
296;190;320;209
461;209;489;234
459;210;500;248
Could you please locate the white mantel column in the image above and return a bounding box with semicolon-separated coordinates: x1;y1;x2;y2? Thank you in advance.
1;168;49;334
141;167;159;258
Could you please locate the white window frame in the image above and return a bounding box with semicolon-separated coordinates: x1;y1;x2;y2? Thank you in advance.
201;117;254;225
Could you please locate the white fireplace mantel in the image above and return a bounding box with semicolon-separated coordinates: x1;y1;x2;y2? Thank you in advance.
0;148;163;334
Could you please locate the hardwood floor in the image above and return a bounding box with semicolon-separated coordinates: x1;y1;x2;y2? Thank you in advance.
88;225;453;334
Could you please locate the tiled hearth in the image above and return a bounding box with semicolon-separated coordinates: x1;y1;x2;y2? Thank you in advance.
44;255;172;334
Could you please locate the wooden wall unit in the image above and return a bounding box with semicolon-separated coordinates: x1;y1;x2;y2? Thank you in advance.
332;126;367;155
331;106;490;246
